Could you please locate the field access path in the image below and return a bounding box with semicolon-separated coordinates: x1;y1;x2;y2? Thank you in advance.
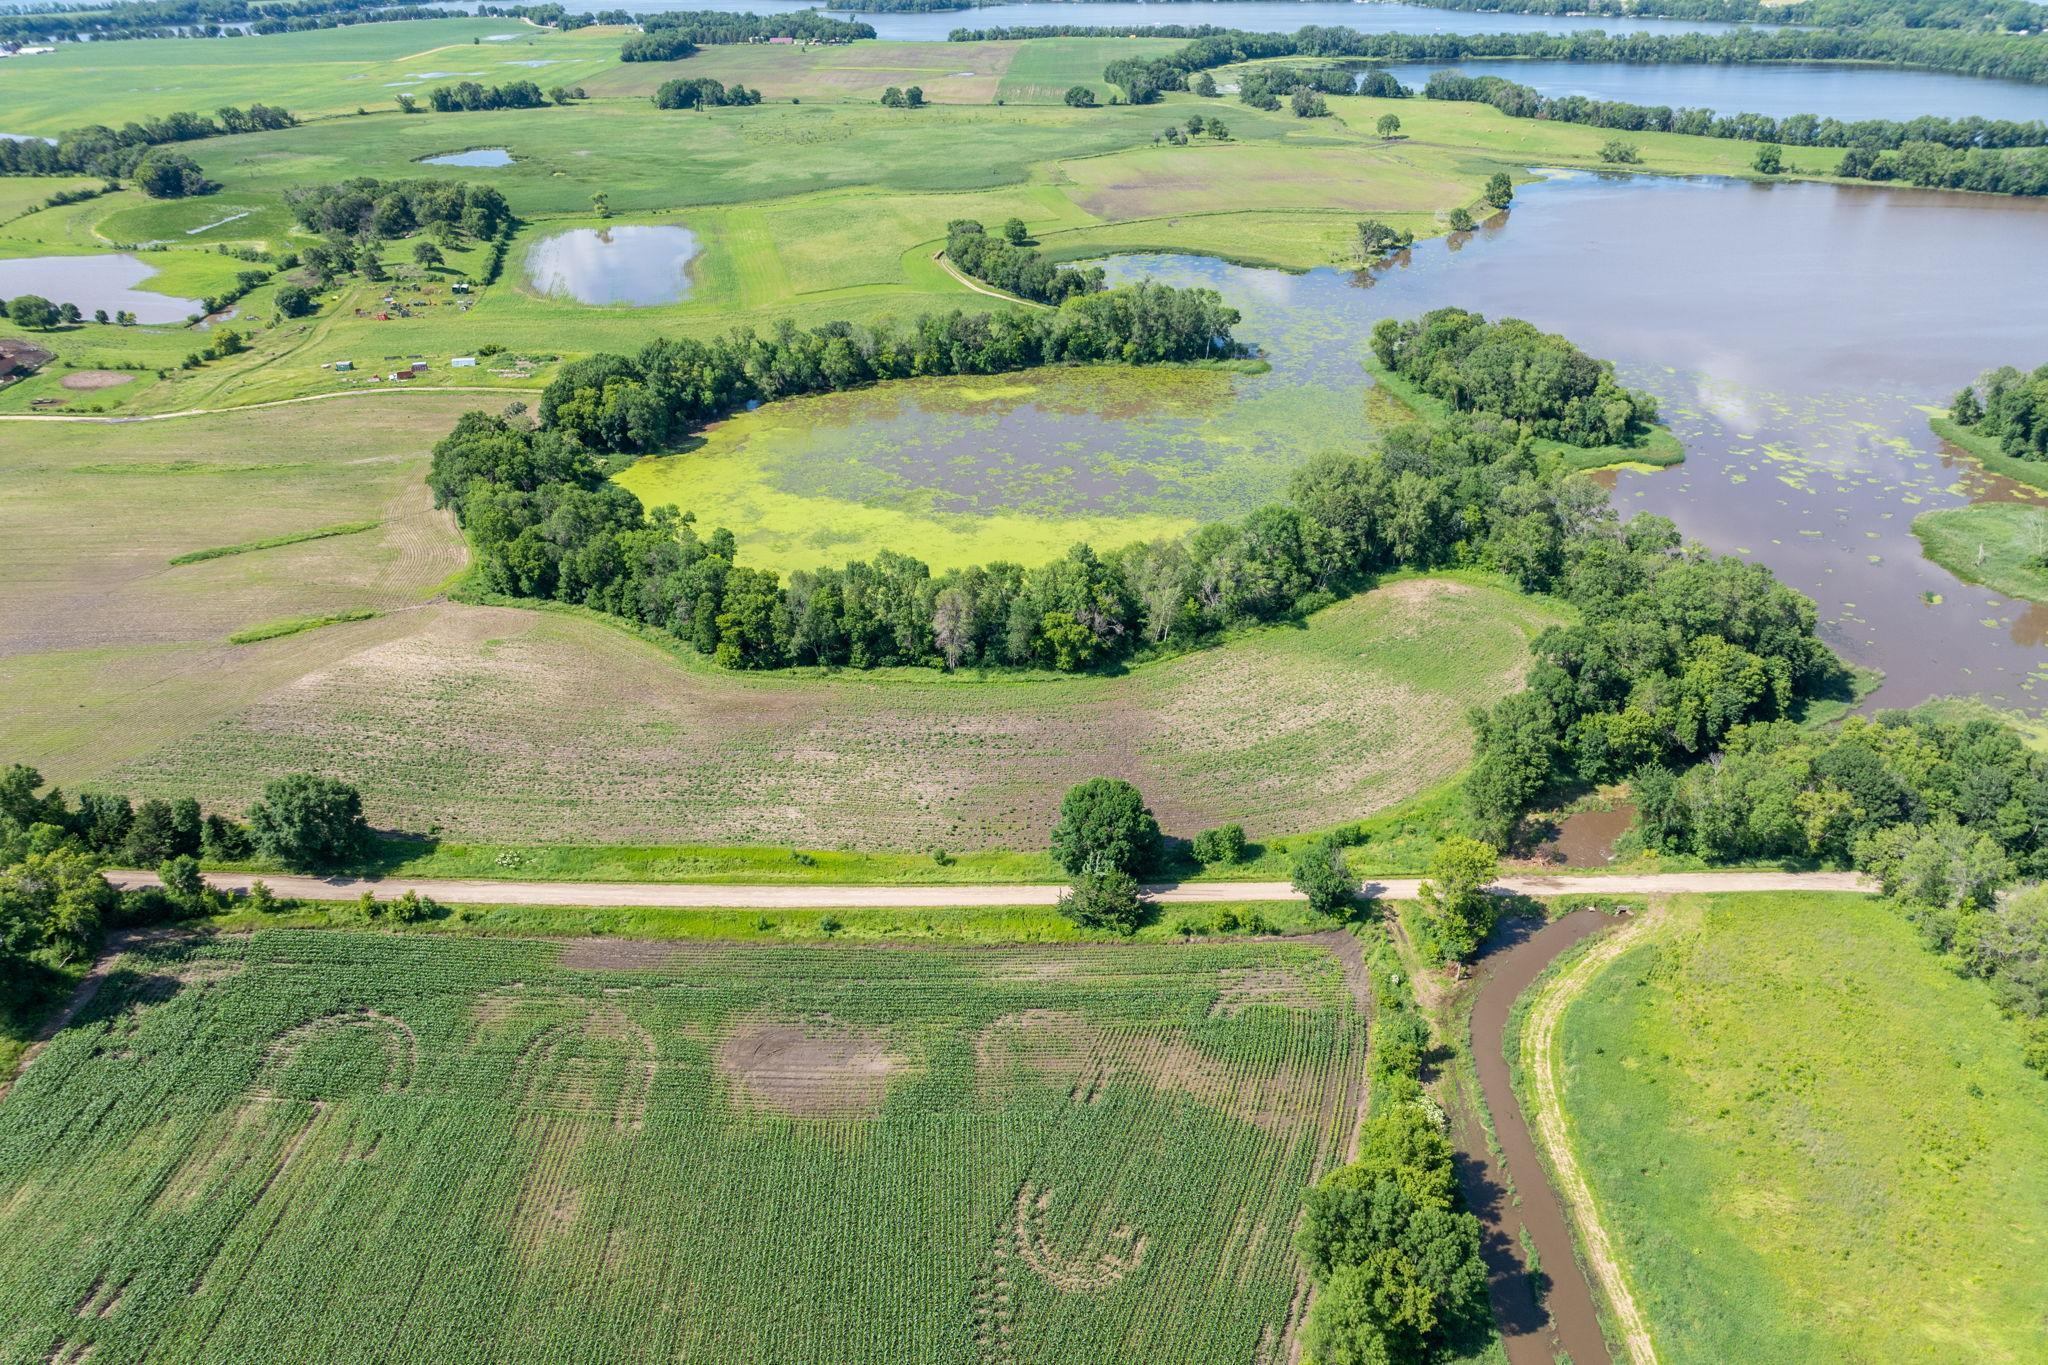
108;870;1871;908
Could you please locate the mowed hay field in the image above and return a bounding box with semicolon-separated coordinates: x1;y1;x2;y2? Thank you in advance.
1547;894;2048;1362
0;929;1368;1363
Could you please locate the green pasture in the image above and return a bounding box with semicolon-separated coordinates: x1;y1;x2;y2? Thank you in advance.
1912;501;2048;605
0;929;1367;1361
0;18;623;132
1547;893;2048;1361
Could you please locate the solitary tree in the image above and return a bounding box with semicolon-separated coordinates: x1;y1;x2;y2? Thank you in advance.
881;86;906;108
1001;217;1028;245
247;774;370;872
274;284;314;318
1191;72;1218;97
1049;777;1159;877
1485;171;1514;209
1448;206;1476;232
1376;113;1401;138
396;92;418;113
1754;142;1785;175
1291;838;1359;917
133;150;212;199
1063;84;1097;108
1355;218;1413;261
1290;89;1328;119
412;241;443;268
590;190;610;219
7;295;57;330
1417;835;1500;961
904;85;924;108
1598;138;1642;165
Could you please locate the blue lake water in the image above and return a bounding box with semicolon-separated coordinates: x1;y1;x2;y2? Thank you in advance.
1367;58;2048;122
431;0;1787;38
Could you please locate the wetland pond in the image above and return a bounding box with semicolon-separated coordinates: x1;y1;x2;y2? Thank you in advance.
647;172;2048;712
420;147;515;167
526;224;698;305
0;254;199;323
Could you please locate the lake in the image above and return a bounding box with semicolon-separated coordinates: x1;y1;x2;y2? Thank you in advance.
430;0;1787;38
526;225;700;305
1091;175;2048;712
0;254;199;323
1366;59;2048;122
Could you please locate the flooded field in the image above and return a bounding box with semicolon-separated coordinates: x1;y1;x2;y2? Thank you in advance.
526;224;699;305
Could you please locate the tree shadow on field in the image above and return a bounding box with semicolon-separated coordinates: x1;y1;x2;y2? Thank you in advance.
355;831;442;878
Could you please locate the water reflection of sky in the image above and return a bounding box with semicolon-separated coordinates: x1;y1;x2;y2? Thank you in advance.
526;225;699;306
1097;173;2048;712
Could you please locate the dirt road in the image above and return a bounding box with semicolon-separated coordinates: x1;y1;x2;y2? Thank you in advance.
104;869;1870;908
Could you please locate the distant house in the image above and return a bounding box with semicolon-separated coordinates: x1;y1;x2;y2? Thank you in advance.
410;360;428;373
768;34;794;44
0;338;54;382
333;359;354;372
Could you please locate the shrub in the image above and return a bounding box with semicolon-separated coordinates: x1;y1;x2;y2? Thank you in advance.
1063;85;1097;108
1291;838;1359;918
1192;824;1247;866
1049;778;1159;877
1057;863;1144;935
1598;138;1642;165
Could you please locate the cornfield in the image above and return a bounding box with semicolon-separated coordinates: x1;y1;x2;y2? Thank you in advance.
0;929;1369;1364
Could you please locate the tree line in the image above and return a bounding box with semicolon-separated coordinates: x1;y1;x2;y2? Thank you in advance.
652;78;764;109
628;9;874;49
944;219;1104;305
1422;71;2048;150
0;103;295;179
0;764;374;977
1950;363;2048;457
422;79;548;113
1234;64;1360;111
1093;24;2048;99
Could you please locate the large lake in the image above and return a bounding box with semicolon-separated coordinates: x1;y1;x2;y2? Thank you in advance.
1096;175;2048;712
434;0;1786;38
1368;59;2048;122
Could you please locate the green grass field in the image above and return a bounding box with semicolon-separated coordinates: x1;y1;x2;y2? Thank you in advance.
1912;501;2048;605
0;927;1367;1361
1547;894;2048;1361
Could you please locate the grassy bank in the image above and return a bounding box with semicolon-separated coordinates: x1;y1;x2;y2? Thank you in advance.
1912;502;2048;604
1548;893;2048;1361
1931;414;2048;495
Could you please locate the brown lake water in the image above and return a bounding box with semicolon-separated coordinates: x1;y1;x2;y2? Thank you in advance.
1093;172;2048;713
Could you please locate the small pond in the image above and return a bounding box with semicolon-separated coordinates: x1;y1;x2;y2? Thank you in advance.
420;147;515;167
0;254;199;324
526;225;699;306
1365;58;2048;123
